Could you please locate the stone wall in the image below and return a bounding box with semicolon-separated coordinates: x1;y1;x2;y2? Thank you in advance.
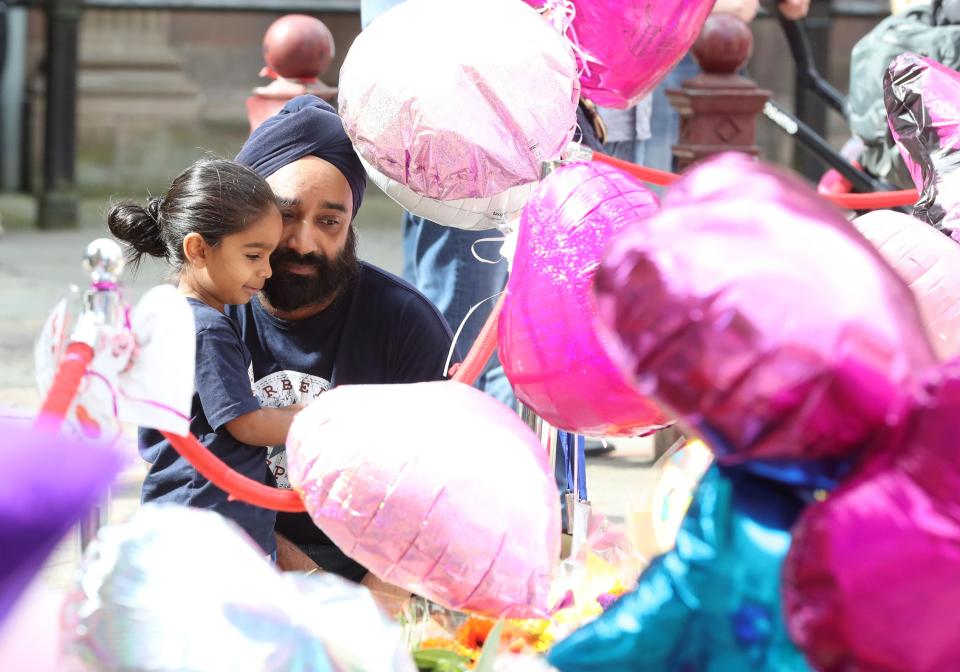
25;8;360;195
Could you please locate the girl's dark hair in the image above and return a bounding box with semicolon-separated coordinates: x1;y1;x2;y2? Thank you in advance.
108;157;278;270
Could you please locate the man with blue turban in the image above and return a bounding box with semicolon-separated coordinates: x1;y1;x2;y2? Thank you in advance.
231;95;454;585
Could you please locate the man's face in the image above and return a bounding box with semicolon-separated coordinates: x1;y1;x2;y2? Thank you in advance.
263;156;359;312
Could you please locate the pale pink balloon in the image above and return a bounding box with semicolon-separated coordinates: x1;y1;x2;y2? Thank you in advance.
286;382;560;618
854;210;960;360
499;161;669;436
0;581;68;672
523;0;715;108
339;0;579;204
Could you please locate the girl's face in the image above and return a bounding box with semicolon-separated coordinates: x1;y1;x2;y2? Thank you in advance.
185;206;283;311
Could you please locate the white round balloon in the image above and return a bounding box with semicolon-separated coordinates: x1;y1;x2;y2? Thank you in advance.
361;154;534;231
339;0;578;205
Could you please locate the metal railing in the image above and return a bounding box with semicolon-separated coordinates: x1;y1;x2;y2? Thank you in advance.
10;0;359;11
9;0;361;229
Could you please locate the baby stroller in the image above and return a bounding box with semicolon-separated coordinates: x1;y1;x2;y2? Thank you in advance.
847;0;960;188
762;1;960;196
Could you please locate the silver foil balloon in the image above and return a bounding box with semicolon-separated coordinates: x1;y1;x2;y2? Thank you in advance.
64;505;414;672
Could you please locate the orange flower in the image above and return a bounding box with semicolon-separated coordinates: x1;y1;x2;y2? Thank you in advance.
455;617;495;651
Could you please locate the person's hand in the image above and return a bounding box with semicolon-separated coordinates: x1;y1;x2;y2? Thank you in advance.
275;533;322;572
778;0;811;20
361;572;412;618
711;0;760;23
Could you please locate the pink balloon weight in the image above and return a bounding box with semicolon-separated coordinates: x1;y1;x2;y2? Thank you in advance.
594;153;937;463
523;0;714;108
854;210;960;360
499;161;668;436
886;52;960;236
286;382;560;618
784;364;960;672
338;0;579;203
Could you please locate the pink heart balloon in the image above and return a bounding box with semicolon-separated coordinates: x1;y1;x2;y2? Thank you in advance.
854;210;960;360
594;153;936;463
523;0;715;108
499;161;669;437
784;363;960;672
286;382;560;618
886;52;960;236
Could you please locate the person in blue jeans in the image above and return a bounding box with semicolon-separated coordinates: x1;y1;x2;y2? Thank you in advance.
597;94;653;166
361;0;514;408
645;0;809;173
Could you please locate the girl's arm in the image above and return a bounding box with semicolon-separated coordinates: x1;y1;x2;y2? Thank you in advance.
225;404;304;446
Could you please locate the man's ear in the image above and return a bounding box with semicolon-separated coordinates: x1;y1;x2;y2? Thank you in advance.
182;232;208;269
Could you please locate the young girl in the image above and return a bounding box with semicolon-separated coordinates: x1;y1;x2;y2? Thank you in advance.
109;157;300;557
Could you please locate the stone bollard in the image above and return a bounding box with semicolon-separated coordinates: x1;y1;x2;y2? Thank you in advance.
246;14;338;133
667;13;771;172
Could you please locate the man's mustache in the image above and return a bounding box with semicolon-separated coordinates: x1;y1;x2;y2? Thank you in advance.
271;250;327;270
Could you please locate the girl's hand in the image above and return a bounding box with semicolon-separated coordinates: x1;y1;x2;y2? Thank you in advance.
711;0;760;23
779;0;811;20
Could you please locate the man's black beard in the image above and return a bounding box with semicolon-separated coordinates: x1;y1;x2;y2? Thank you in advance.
261;227;359;313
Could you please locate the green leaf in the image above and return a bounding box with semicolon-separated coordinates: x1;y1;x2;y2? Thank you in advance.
473;620;505;672
412;648;471;672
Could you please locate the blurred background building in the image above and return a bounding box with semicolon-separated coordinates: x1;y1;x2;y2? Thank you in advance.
0;0;895;225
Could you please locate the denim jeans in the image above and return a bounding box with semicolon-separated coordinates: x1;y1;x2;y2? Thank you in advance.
646;54;701;174
403;212;515;408
604;139;647;166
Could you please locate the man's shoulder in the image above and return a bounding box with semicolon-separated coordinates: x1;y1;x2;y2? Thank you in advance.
356;262;451;332
356;261;423;299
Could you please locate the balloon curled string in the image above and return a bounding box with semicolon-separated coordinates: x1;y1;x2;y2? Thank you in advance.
539;0;594;78
471;236;507;264
589;151;920;209
445;290;505;380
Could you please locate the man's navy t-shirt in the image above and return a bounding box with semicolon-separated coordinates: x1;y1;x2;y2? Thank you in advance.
227;262;454;579
139;298;277;555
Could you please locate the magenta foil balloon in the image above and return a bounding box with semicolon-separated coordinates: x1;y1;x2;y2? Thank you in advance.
784;364;960;672
523;0;714;108
339;0;579;203
499;161;669;436
886;52;960;236
595;153;936;463
286;382;560;618
854;210;960;360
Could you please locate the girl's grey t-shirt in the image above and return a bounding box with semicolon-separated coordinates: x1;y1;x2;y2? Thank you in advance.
139;298;277;555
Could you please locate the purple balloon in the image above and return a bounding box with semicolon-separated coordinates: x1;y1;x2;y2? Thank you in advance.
784;362;960;672
523;0;715;108
499;161;669;436
886;52;960;237
594;153;936;463
0;414;122;624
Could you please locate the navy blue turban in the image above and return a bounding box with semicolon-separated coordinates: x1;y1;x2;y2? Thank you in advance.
235;95;367;218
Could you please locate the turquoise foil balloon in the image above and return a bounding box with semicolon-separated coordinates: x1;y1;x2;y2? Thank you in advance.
547;466;811;672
